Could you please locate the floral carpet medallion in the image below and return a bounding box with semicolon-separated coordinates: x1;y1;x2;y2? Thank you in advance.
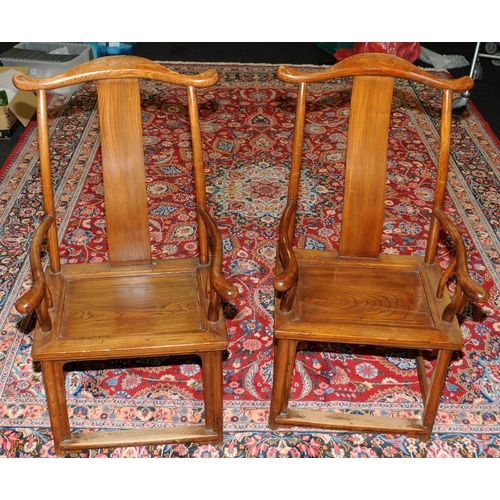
1;62;499;457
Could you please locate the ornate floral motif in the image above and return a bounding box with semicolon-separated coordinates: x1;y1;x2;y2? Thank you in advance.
0;63;499;457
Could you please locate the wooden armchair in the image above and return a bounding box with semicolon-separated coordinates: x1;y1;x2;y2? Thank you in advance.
269;53;489;439
14;56;238;456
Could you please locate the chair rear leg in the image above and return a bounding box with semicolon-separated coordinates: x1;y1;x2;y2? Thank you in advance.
269;338;298;428
41;360;71;457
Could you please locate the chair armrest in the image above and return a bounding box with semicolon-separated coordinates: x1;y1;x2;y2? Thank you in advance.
15;214;55;331
274;200;298;292
198;207;238;301
434;209;489;303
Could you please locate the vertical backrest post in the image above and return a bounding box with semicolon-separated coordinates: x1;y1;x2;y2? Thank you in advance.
425;89;453;264
186;85;209;265
37;89;61;274
288;82;308;202
285;82;308;244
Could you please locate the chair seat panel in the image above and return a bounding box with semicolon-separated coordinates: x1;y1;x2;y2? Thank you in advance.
275;250;463;349
297;264;431;326
32;261;228;361
62;274;202;336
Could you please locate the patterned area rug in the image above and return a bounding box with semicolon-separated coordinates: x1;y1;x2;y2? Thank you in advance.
1;62;499;458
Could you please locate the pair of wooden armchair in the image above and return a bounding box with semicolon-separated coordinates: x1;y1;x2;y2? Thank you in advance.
14;54;488;456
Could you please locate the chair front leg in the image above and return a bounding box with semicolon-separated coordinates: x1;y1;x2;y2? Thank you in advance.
41;360;71;456
200;351;223;441
269;338;298;427
421;349;453;437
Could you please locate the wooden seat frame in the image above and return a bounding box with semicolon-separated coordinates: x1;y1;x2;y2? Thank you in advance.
269;54;489;439
14;56;238;456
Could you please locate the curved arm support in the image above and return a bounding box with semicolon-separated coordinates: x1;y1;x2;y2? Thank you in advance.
15;214;55;332
433;209;489;320
198;207;238;321
274;200;299;294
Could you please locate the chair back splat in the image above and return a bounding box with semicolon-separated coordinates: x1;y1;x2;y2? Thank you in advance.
269;53;489;439
14;56;238;456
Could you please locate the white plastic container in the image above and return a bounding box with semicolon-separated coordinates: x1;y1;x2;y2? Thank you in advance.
0;43;92;95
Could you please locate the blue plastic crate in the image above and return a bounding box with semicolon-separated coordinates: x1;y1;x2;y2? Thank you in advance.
87;43;135;58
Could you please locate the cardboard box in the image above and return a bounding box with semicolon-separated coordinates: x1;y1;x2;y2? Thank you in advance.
0;66;37;139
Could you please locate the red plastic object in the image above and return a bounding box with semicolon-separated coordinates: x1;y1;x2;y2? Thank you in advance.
334;42;421;63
